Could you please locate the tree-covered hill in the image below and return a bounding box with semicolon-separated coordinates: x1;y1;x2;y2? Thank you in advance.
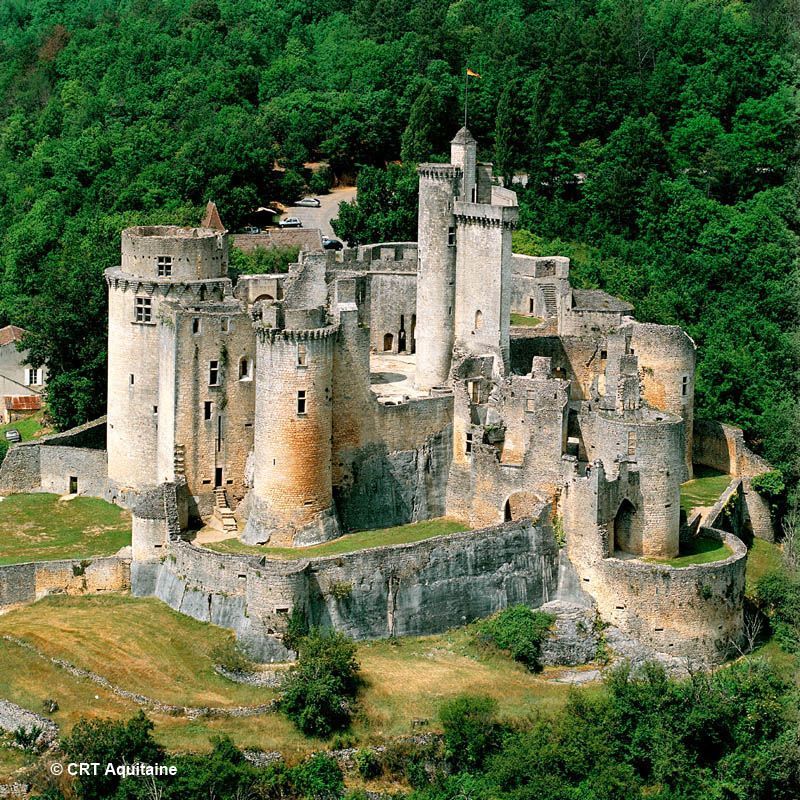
0;0;797;488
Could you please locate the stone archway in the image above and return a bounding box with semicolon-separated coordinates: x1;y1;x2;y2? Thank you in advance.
383;332;394;351
503;491;542;523
613;500;637;554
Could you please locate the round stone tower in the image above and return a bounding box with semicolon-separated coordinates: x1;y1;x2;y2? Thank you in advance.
243;309;340;547
629;323;696;477
594;408;687;558
106;226;228;500
414;164;461;390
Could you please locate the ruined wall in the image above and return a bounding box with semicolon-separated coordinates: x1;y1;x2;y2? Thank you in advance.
692;420;775;542
595;528;745;663
38;447;107;497
366;271;417;355
142;516;559;658
0;556;130;612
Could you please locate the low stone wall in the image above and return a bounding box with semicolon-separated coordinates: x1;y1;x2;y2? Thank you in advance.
136;514;559;661
595;527;746;663
0;556;130;612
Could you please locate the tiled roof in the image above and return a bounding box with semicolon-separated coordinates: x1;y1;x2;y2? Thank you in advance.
0;325;26;347
4;395;42;411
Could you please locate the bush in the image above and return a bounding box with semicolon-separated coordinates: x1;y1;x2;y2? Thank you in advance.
439;694;499;772
211;638;255;673
283;606;310;652
477;605;555;671
279;629;361;738
355;748;382;780
290;753;344;800
309;166;333;195
228;245;299;280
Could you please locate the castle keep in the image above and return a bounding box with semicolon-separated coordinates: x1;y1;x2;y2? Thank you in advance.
1;128;763;664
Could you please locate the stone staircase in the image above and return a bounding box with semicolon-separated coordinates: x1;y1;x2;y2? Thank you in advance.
173;444;186;479
213;487;238;534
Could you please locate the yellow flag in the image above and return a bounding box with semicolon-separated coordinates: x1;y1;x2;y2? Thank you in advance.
466;68;481;78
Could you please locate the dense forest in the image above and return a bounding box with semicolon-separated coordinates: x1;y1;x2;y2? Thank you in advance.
0;0;797;493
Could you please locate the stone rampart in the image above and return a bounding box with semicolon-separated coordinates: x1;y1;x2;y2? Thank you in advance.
0;556;131;613
140;514;559;660
594;527;746;663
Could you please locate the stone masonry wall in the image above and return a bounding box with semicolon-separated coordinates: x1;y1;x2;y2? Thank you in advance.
142;515;559;659
0;556;131;613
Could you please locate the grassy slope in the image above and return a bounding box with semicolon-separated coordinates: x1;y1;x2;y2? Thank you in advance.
0;411;48;442
0;595;585;773
0;494;131;565
680;466;732;513
204;518;468;559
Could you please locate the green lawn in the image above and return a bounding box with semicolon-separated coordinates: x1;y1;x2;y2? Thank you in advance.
510;313;544;327
203;517;469;559
0;410;48;442
745;537;782;597
647;535;732;568
680;465;732;513
0;493;131;565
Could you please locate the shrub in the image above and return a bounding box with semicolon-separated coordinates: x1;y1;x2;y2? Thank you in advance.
290;753;344;800
355;748;382;780
283;606;310;652
477;605;555;671
211;638;255;673
439;694;499;772
309;166;333;195
279;629;361;737
756;569;800;653
12;725;43;752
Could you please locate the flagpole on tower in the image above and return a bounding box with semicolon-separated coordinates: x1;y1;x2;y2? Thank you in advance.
464;68;481;129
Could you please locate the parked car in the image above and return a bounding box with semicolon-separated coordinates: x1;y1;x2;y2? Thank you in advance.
295;197;321;208
240;225;260;234
4;429;21;443
279;217;303;228
322;236;344;251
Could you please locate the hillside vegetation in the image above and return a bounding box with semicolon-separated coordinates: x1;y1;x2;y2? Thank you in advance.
0;0;797;493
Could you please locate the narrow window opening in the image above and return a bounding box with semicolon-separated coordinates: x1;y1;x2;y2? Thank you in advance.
529;298;534;314
297;390;307;415
474;310;483;331
192;317;200;334
221;317;230;333
465;431;473;455
297;343;307;366
447;226;456;246
209;360;219;386
129;374;135;386
682;376;689;396
204;401;213;421
239;358;250;380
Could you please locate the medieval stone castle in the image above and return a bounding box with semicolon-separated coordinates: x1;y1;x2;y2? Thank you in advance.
3;127;772;665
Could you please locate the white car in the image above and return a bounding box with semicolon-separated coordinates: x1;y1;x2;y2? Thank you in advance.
279;217;303;228
295;197;321;208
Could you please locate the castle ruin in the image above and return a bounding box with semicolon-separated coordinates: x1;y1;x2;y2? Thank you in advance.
2;128;764;665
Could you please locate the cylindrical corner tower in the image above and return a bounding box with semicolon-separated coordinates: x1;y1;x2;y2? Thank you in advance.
106;226;228;500
595;409;686;559
243;321;340;547
629;323;696;477
414;164;461;391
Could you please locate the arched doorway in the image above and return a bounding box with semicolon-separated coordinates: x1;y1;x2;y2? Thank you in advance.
253;293;274;303
383;332;394;351
613;500;637;554
398;315;407;352
504;499;512;521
